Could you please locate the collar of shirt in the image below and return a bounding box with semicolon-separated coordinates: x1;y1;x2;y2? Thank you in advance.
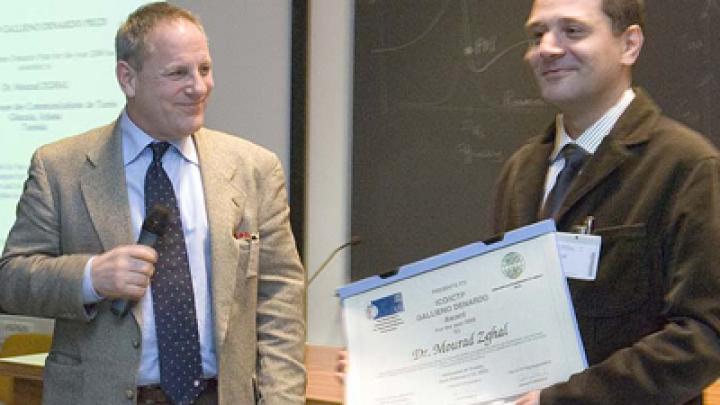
549;88;636;161
119;110;199;167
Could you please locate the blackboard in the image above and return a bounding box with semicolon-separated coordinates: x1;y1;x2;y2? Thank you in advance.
351;0;720;281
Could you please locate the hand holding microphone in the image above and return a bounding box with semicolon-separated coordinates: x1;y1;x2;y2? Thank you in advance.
89;204;170;317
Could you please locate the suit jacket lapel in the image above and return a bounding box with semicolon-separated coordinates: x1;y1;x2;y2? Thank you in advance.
78;123;139;321
558;141;628;219
79;123;134;252
510;119;633;224
194;129;246;348
506;121;556;226
556;89;657;220
514;141;552;225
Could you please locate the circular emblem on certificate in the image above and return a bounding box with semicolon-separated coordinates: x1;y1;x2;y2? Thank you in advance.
501;252;525;279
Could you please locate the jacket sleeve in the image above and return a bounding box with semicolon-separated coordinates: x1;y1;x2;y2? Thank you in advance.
254;157;306;405
0;148;93;321
541;157;720;404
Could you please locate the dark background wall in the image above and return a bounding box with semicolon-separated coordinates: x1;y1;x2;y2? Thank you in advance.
351;0;720;280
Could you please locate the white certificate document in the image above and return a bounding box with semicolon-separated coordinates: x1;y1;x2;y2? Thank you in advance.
338;221;586;405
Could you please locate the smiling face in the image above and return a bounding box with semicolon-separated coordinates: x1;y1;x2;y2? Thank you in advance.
524;0;642;127
117;18;213;141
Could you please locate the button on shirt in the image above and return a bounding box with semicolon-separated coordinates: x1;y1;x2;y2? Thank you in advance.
542;88;636;202
83;111;217;385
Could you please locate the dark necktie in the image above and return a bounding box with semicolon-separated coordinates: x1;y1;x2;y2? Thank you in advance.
145;142;205;405
542;143;589;218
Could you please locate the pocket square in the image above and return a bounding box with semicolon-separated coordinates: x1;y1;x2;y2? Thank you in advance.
233;230;259;241
233;230;252;240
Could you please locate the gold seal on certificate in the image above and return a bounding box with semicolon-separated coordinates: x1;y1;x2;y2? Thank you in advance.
338;220;586;405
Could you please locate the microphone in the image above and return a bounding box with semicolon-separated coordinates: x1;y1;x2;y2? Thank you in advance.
111;204;171;317
307;236;361;286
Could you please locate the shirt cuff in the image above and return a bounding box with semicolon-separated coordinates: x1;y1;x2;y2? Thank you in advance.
82;256;103;304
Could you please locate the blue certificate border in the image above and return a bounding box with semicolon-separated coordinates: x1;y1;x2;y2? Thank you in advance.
337;220;557;299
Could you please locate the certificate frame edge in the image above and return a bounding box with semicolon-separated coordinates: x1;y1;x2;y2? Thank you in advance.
337;219;557;299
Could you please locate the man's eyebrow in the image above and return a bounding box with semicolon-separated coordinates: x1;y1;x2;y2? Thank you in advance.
558;16;587;25
524;21;545;32
525;17;587;31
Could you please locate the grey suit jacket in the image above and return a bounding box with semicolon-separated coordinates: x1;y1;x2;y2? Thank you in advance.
0;121;306;404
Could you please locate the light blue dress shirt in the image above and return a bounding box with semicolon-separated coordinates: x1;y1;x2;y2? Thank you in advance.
82;111;217;385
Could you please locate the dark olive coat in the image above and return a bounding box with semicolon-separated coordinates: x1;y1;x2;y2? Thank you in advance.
494;89;720;404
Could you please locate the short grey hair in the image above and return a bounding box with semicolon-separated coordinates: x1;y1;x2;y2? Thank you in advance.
115;2;204;70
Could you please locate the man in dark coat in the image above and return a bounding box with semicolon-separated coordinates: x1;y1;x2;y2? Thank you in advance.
504;0;720;403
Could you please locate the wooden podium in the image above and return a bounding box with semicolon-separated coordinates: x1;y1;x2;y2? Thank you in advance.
305;345;343;404
0;353;44;405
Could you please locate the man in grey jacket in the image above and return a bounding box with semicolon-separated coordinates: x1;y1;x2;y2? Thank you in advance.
0;3;305;404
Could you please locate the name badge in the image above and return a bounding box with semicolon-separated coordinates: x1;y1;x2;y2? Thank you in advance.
556;232;601;280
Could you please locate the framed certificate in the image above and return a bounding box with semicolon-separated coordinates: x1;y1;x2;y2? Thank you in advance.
338;220;586;405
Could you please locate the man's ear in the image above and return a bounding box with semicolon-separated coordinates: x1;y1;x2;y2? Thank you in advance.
620;24;644;66
116;60;137;98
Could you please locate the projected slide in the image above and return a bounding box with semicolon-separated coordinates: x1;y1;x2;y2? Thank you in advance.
0;1;152;246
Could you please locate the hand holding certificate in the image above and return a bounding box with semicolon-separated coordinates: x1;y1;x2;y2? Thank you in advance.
338;221;586;405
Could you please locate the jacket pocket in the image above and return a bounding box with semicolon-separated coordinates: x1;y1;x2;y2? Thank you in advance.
234;234;260;279
569;223;649;317
43;351;84;404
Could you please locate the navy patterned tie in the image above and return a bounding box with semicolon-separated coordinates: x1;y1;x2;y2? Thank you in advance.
145;142;205;404
543;144;589;218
